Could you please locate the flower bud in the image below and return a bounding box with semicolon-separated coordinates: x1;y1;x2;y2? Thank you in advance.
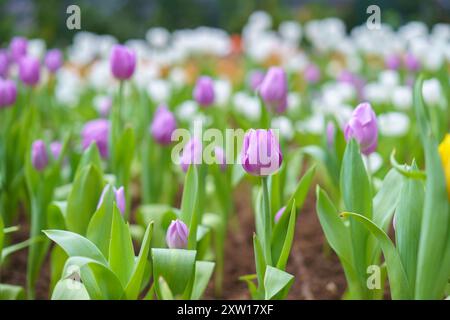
438;134;450;201
404;52;420;72
0;79;17;109
81;119;110;159
150;105;177;145
193;76;215;107
259;67;288;113
19;55;40;86
344;102;378;155
50;141;62;160
274;206;286;223
180;138;202;172
385;54;401;70
31;140;48;171
97;184;126;215
44;49;63;73
304;64;320;84
248;70;265;91
326;122;335;147
166;219;189;249
241;129;283;176
214;146;227;171
110;44;136;80
9;37;27;62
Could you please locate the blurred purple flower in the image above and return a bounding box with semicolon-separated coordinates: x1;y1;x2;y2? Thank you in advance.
50;141;62;160
193;76;215;107
9;37;27;62
385;54;401;70
0;79;17;108
150;104;177;145
259;67;288;113
214;146;227;171
344;102;378;155
81;119;110;158
31;140;48;171
326;122;335;147
19;55;40;86
248;70;265;91
110;44;136;80
404;52;420;72
0;50;9;78
97;184;126;215
304;64;320;84
44;49;63;73
180;137;202;172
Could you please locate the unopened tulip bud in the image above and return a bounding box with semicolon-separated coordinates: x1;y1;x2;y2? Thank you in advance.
31;140;48;171
259;67;288;113
166;219;189;249
241;129;283;176
344;102;378;155
19;55;40;86
50;141;62;160
97;184;126;215
81;119;110;159
9;37;27;62
150;105;177;145
248;70;265;91
180;138;202;172
274;206;286;223
44;49;63;73
214;146;227;171
304;64;320;84
110;44;136;80
193;76;215;107
0;79;17;109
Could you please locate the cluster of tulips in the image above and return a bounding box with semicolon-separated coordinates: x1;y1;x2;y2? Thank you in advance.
0;11;449;300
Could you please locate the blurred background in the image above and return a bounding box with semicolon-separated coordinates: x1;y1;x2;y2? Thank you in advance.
1;0;450;46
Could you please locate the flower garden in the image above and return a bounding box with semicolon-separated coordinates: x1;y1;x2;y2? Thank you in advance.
0;9;449;300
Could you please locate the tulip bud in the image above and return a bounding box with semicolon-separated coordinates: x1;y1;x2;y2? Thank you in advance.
81;119;110;159
150;105;177;145
166;219;189;249
31;140;48;171
326;122;335;147
19;55;40;86
9;37;27;62
0;50;9;78
385;54;401;70
304;64;320;84
404;52;420;72
49;141;62;160
438;134;450;201
259;67;288;113
44;49;63;73
180;138;202;172
214;146;227;171
274;206;286;223
0;79;17;109
248;70;265;91
110;44;136;80
97;184;126;215
193;76;215;107
344;102;378;155
241;129;283;176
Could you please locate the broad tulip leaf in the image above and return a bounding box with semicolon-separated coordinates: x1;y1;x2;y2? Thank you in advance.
43;230;107;265
275;200;296;270
136;204;178;248
341;212;411;299
0;284;25;300
80;261;124;300
51;279;90;300
191;261;215;300
264;266;294;300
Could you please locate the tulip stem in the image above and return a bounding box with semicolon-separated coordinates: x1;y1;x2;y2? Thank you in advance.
261;177;272;266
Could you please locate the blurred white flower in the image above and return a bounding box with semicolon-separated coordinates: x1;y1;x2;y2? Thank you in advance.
271;116;294;140
28;39;46;59
379;70;400;87
146;27;170;48
364;82;390;105
391;86;413;110
55;68;84;106
287;92;301;112
214;79;232;107
378;112;410;137
279;21;302;45
88;60;114;90
176;100;198;122
296;113;324;134
363;152;383;174
232;91;260;121
147;79;171;104
422;78;442;106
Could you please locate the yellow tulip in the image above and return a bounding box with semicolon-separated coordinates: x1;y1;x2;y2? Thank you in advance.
438;134;450;200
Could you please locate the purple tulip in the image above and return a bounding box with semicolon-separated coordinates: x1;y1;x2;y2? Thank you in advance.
304;64;320;84
344;102;378;155
166;219;189;249
214;146;227;171
385;54;401;70
193;76;215;107
259;67;288;113
0;79;17;108
150;105;177;145
50;141;62;159
81;119;110;158
31;140;48;171
241;129;283;176
9;37;27;62
326;122;335;147
248;70;265;91
404;53;420;72
274;206;286;223
180;138;202;172
97;184;126;215
110;44;136;80
18;55;40;86
44;49;63;73
0;50;9;78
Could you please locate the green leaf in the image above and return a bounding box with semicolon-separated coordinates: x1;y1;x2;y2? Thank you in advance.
253;233;266;296
76;143;102;177
0;284;25;300
65;164;104;235
275;201;296;270
2;237;39;261
264;266;294;300
152;248;196;298
341;212;411;299
124;222;154;300
180;165;198;224
43;230;107;265
191;261;215;300
108;206;135;287
157;277;174;300
80;261;124;300
136;204;177;248
51;279;90;300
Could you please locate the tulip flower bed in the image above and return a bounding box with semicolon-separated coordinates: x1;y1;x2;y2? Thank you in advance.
0;11;449;300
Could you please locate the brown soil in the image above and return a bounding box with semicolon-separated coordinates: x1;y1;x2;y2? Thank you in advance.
0;182;346;300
